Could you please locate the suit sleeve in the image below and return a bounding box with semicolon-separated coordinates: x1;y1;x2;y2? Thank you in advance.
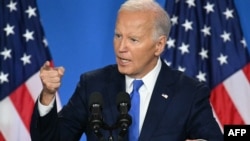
30;99;59;141
186;83;223;141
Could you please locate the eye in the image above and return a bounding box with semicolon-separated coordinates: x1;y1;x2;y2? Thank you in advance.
114;33;121;39
130;37;138;43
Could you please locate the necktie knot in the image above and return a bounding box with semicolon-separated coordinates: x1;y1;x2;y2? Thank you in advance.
132;80;143;92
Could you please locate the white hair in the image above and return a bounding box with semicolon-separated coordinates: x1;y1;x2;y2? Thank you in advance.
119;0;171;40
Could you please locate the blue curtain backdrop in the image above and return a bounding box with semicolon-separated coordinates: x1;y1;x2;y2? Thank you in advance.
37;0;250;141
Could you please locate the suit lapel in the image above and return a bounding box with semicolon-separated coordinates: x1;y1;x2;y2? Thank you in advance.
103;65;127;138
139;61;177;141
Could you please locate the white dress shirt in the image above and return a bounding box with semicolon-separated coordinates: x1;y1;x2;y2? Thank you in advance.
125;58;161;134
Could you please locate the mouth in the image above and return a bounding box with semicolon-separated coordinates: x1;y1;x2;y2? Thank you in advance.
117;57;131;64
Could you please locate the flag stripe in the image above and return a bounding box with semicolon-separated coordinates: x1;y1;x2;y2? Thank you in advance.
0;98;31;141
223;67;250;124
26;71;43;101
0;132;4;141
242;63;250;82
210;84;244;125
9;84;34;132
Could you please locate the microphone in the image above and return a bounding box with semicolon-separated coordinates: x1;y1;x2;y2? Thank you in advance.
88;92;105;141
116;92;132;140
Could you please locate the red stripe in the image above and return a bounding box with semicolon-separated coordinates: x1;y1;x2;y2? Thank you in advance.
50;60;54;67
242;63;250;82
0;132;5;141
9;84;35;132
210;83;244;126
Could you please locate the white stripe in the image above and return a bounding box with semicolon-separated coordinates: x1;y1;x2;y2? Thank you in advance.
26;71;62;111
0;97;31;141
223;69;250;124
25;71;42;101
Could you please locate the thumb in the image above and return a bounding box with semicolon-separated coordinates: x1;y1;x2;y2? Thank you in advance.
57;67;65;76
41;61;52;71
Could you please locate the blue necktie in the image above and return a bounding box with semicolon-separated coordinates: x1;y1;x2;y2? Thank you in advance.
129;80;143;141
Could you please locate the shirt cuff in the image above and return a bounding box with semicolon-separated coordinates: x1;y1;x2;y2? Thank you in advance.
38;95;56;117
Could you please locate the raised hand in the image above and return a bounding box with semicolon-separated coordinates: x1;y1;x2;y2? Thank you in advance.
39;61;65;105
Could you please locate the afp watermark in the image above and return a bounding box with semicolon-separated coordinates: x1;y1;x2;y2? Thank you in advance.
224;125;250;140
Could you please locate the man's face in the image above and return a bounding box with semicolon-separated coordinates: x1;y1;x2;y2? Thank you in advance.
114;10;164;78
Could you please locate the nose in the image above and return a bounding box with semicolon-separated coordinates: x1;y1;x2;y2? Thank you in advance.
117;38;127;52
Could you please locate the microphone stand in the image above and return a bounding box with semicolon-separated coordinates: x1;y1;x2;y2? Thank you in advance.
89;91;131;141
117;119;130;141
90;116;130;141
102;122;116;141
101;121;128;141
93;128;105;141
90;119;105;141
108;129;114;141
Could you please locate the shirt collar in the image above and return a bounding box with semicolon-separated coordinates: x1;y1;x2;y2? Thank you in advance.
126;58;162;93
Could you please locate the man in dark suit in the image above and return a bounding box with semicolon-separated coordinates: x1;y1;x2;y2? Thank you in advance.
30;0;223;140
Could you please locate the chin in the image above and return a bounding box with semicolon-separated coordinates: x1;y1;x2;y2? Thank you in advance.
117;66;130;75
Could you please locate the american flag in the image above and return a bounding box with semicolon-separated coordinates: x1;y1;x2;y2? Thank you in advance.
162;0;250;131
0;0;61;140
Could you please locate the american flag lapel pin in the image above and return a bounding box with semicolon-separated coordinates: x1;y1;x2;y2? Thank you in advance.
161;93;168;99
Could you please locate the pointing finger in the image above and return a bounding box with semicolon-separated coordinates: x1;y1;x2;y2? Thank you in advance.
57;67;65;76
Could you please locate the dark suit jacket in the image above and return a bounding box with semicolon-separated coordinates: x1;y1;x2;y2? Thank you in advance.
30;59;223;141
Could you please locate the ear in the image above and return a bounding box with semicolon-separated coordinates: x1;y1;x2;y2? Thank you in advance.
155;35;167;56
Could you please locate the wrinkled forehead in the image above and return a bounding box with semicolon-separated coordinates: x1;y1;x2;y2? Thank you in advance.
116;10;154;30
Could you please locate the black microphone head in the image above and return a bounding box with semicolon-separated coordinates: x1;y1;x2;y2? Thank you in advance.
88;92;104;109
116;91;131;110
116;92;132;132
88;92;104;136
